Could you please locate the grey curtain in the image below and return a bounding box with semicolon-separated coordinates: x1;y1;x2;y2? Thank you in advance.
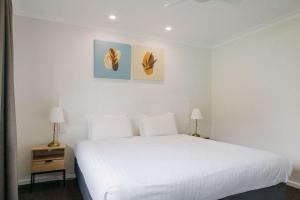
0;0;18;200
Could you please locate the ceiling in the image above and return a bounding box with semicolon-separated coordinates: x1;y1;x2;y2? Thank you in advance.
13;0;300;47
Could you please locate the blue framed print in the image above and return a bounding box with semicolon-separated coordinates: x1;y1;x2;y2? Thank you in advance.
94;40;131;79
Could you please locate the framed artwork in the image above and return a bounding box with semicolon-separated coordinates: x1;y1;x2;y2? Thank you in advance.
94;40;131;79
132;45;164;80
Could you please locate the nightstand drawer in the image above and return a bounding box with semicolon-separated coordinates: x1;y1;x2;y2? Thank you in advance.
32;159;65;173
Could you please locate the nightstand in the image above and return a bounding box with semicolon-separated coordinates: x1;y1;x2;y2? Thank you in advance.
31;144;66;191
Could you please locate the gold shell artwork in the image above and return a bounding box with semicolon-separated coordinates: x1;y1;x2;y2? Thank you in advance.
104;48;121;71
142;52;157;75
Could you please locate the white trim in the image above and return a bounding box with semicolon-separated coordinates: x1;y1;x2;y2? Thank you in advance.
287;180;300;189
18;173;76;185
212;9;300;48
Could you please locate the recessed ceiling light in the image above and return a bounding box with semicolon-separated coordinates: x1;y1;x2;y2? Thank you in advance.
163;3;170;7
165;26;172;31
109;15;117;20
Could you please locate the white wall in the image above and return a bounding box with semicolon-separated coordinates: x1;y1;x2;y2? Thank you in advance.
14;16;212;183
212;15;300;184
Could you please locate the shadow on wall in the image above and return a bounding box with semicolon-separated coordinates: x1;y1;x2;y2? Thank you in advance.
290;169;300;185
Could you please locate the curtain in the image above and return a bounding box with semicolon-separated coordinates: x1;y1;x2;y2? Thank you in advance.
0;0;18;199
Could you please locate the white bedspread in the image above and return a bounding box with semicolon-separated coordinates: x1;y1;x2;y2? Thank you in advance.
75;135;291;200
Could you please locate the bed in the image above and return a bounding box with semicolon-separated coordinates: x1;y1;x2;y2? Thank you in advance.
75;134;291;200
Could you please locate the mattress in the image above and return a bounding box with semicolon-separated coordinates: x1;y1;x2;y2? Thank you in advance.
75;134;291;200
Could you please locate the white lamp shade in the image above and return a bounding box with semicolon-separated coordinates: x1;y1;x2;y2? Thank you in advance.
48;107;65;123
191;108;203;120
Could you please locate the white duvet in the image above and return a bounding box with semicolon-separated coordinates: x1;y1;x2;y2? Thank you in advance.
75;134;291;200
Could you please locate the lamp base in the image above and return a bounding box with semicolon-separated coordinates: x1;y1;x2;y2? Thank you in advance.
48;141;60;147
192;133;201;137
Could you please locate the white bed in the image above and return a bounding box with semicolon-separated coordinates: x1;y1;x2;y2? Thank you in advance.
75;134;291;200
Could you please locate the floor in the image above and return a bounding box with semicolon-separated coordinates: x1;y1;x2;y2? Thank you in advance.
19;179;83;200
19;179;300;200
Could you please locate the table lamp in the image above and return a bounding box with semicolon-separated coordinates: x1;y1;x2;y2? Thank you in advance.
48;106;65;147
191;108;203;137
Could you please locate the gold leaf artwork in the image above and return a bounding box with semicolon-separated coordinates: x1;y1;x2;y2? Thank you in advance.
142;52;157;75
104;48;121;71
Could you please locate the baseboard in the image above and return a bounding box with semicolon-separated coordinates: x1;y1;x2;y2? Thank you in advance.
18;173;76;185
287;180;300;189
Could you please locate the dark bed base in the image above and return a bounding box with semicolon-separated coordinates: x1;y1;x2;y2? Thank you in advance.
74;159;287;200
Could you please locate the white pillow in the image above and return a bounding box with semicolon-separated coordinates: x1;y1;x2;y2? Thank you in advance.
139;113;178;136
87;114;133;140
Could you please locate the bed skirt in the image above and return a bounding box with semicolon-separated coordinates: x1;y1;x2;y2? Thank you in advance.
74;159;287;200
75;159;93;200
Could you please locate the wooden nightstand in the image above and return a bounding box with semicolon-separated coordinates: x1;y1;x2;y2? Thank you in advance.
31;144;66;191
